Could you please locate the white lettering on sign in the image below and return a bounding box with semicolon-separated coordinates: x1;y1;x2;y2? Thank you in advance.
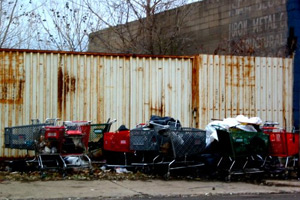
228;12;287;46
280;12;286;28
244;33;286;49
252;14;278;34
229;20;248;38
229;0;287;16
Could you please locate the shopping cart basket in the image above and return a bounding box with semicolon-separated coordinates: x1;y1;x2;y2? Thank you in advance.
4;119;56;150
88;119;116;160
262;122;299;177
130;126;164;152
210;127;269;181
4;119;67;174
139;123;206;179
263;124;299;158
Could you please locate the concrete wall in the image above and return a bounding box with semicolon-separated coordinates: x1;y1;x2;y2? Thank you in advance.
89;0;289;57
183;0;288;57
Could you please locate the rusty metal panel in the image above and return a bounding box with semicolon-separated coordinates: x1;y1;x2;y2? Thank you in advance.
0;50;193;158
196;55;293;130
129;56;193;128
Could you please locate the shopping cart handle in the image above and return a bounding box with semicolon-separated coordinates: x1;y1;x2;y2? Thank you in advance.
110;119;117;124
149;121;170;129
211;124;226;131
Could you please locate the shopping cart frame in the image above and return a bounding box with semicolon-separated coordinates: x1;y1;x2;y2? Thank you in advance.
211;126;269;181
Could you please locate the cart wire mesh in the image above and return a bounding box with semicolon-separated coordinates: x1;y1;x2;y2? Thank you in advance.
89;123;112;142
130;126;167;151
4;122;55;150
214;129;270;158
130;126;207;159
169;128;206;158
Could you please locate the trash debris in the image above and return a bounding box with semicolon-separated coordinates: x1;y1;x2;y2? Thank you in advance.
115;167;131;174
64;156;88;166
0;164;154;182
205;115;263;146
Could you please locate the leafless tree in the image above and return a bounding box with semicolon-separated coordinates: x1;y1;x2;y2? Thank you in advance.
0;0;196;52
35;0;103;51
0;0;40;49
85;0;198;55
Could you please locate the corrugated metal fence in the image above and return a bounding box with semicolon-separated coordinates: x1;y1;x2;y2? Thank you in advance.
192;55;293;129
0;49;293;158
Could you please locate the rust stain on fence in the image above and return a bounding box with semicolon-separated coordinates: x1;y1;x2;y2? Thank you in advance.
57;67;63;117
192;55;200;127
57;66;77;117
0;52;25;104
150;105;164;115
63;73;76;94
244;57;253;78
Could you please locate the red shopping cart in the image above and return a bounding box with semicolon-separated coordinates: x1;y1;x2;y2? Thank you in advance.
263;122;299;178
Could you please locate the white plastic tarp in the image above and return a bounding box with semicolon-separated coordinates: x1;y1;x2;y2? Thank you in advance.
205;115;263;146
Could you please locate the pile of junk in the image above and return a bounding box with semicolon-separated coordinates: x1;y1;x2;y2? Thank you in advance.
3;115;299;180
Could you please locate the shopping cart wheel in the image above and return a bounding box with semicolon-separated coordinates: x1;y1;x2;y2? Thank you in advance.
224;174;231;182
89;168;94;176
141;166;151;174
61;170;67;179
282;170;289;180
40;171;47;179
163;172;170;180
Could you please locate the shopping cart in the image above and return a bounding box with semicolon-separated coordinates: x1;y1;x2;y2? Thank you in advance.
60;121;92;171
169;127;206;158
130;125;165;152
104;127;131;153
130;117;181;157
88;119;116;161
30;120;92;174
161;127;206;179
131;121;206;179
262;122;299;177
4;118;57;150
209;126;269;181
103;125;135;166
4;118;67;173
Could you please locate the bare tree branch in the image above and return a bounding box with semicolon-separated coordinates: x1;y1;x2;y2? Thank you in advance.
86;0;196;55
0;0;18;47
34;0;103;51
